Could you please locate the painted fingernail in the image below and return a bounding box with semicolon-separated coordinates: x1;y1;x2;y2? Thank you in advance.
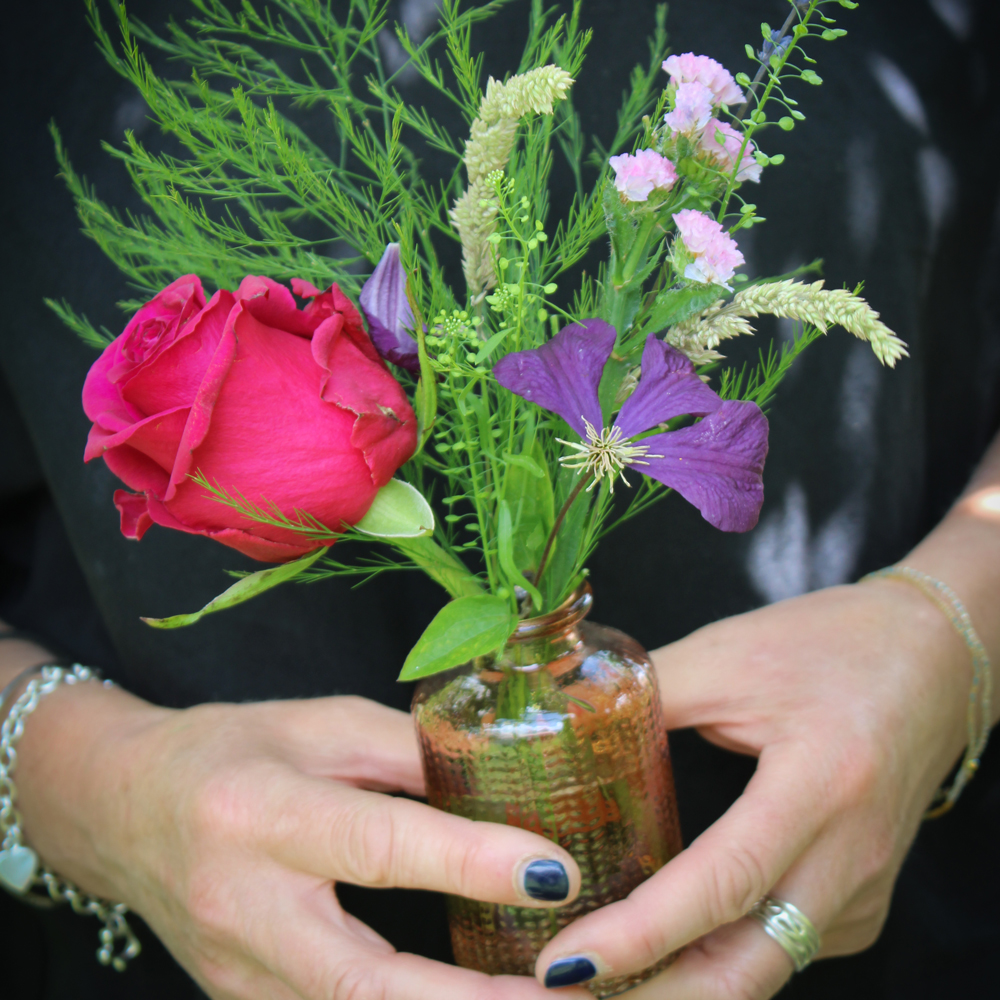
544;956;598;988
523;859;570;901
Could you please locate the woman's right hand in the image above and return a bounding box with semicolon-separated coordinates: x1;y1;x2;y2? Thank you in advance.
14;683;589;1000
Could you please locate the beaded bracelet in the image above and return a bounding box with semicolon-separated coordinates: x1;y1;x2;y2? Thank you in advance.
0;665;140;970
862;565;993;818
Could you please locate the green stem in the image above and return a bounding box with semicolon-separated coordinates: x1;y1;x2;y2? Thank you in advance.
620;213;659;285
534;472;593;593
717;1;819;224
390;536;485;599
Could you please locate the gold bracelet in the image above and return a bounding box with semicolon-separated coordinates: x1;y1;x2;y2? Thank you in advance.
862;565;992;818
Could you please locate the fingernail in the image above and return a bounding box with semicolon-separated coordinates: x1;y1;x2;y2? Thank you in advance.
544;956;598;989
523;859;570;901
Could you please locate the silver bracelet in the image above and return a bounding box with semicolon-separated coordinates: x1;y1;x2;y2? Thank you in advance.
0;664;141;971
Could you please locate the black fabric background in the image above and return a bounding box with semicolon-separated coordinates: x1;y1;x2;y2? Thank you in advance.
2;0;999;996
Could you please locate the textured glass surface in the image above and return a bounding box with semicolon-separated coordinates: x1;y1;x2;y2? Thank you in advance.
413;594;682;997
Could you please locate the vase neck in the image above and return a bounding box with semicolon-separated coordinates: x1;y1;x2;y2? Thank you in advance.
498;582;592;671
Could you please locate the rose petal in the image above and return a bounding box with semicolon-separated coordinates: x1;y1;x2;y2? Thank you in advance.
493;319;615;438
634;400;769;532
113;490;154;541
312;313;417;487
615;335;723;437
143;493;320;562
235;275;315;336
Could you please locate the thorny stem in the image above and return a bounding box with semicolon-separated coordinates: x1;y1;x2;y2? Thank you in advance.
534;472;593;595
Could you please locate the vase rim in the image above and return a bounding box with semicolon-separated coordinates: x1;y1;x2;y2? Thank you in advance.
509;581;593;643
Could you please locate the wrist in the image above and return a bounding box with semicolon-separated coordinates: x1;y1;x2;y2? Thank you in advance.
858;576;970;789
14;675;172;904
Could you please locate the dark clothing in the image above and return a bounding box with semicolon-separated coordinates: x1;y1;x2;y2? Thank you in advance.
2;0;999;997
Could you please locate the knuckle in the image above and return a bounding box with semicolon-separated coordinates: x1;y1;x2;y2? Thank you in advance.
828;741;882;808
182;863;236;938
445;825;492;898
327;959;386;1000
715;964;771;1000
706;845;769;925
188;769;255;844
330;798;399;887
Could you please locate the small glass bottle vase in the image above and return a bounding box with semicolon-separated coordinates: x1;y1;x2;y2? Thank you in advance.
412;583;683;997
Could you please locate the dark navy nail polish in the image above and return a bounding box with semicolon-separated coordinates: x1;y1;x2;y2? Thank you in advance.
544;956;598;989
523;859;570;901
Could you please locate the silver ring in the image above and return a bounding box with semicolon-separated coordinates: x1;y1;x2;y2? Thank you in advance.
748;896;821;972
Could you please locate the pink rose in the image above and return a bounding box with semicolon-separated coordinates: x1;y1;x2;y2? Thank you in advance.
83;274;417;562
663;52;744;107
698;118;762;183
608;149;678;202
673;209;745;288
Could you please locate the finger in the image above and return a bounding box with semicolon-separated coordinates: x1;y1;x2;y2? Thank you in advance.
263;774;582;906
624;918;794;1000
623;859;847;1000
534;744;825;985
267;696;426;795
262;877;593;1000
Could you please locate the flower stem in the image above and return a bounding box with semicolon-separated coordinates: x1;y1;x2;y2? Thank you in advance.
534;473;593;595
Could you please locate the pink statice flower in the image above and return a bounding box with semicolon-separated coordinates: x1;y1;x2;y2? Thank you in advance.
698;118;762;183
664;81;715;135
673;209;745;288
609;149;678;202
663;52;744;107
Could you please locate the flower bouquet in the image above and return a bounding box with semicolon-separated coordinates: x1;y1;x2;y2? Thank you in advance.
61;0;904;992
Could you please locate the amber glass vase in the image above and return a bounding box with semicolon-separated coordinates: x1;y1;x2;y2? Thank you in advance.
412;583;682;997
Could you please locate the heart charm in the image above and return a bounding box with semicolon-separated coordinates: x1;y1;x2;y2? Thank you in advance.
0;843;39;893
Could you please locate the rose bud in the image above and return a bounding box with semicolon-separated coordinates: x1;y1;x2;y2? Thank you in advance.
82;274;417;562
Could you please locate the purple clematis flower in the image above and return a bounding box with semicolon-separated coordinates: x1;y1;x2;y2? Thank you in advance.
492;319;769;532
359;244;420;373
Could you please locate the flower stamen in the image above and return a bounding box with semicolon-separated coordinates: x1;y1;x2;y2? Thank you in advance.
557;418;662;493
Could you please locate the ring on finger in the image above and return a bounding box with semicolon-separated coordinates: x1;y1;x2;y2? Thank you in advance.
747;896;821;972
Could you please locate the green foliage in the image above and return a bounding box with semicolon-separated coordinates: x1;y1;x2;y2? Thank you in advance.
43;297;114;349
397;593;516;680
142;547;325;628
57;0;873;633
353;479;434;538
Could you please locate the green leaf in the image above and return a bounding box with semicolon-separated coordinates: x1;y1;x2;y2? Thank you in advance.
822;28;848;39
503;452;545;478
354;479;434;538
800;69;823;85
769;153;786;165
497;500;544;610
142;548;325;629
398;595;516;681
745;43;755;60
501;441;555;575
637;284;727;339
474;329;508;365
778;117;795;131
412;289;437;454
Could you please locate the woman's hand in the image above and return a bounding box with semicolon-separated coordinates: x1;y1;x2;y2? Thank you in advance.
533;578;971;997
14;686;591;1000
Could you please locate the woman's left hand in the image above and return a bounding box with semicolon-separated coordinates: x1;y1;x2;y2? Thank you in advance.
533;578;970;998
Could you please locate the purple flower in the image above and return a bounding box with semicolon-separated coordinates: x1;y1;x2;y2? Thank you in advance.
492;319;769;532
359;244;420;373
